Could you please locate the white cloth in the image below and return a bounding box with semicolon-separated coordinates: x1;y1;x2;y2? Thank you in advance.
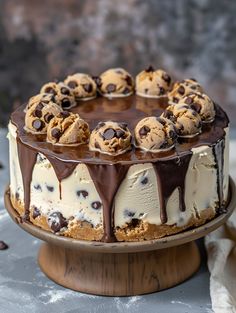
205;209;236;313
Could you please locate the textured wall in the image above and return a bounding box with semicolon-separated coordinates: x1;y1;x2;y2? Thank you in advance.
0;0;236;126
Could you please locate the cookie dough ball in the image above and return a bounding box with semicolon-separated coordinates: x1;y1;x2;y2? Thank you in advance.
40;82;76;109
47;111;90;146
180;92;215;123
89;121;132;155
134;116;177;152
168;78;203;103
136;66;172;98
98;68;134;98
162;103;202;138
25;93;56;111
25;102;62;134
64;73;97;100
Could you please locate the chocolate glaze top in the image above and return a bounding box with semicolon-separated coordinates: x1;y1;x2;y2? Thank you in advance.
11;95;229;165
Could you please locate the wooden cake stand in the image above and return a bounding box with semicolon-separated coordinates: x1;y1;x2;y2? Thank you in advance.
4;177;236;296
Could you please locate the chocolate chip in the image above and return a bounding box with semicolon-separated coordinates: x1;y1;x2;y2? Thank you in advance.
48;212;68;233
59;111;70;118
92;76;102;87
159;86;165;95
125;75;133;86
162;110;173;119
45;87;57;95
0;241;8;250
32;206;41;219
139;125;150;137
144;88;148;94
46;185;54;192
103;128;115;140
32;119;45;131
123;87;130;95
67;80;78;89
190;78;197;82
185;97;194;105
162;73;171;85
178;86;185;95
124;209;135;218
61;98;71;108
116;129;125;138
191;85;197;90
44;113;54;123
191;103;201;113
130;218;139;227
95;141;101;149
61;87;70;95
145;65;154;72
34;103;44;118
82;83;93;93
77;190;89;198
51;128;61;139
173;97;179;103
34;184;42;191
15;192;20;200
106;83;116;93
91;201;102;210
141;177;148;185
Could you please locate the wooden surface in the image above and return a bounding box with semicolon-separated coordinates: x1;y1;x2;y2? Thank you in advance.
4;177;236;296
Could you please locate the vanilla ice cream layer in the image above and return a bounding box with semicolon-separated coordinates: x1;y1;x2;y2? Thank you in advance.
8;122;229;229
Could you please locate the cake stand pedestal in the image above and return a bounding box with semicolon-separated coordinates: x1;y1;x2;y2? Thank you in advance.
4;177;236;296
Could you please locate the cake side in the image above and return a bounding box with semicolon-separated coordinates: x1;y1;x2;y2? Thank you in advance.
8;121;229;241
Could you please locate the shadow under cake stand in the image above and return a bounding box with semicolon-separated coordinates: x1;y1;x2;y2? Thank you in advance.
4;177;236;296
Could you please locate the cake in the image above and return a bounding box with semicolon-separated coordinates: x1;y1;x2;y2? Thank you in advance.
8;67;229;242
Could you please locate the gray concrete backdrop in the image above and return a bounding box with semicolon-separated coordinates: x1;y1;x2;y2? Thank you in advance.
0;0;236;126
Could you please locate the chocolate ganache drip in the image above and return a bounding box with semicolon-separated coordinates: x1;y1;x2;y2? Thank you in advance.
212;138;225;212
46;156;77;199
16;138;38;220
153;152;192;224
87;163;131;242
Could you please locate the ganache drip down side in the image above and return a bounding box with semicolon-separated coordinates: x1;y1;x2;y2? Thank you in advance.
153;152;193;224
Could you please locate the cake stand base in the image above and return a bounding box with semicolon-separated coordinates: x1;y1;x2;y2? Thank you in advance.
38;241;200;296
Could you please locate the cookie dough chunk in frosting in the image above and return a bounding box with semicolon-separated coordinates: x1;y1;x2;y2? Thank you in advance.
181;92;215;123
134;116;177;152
47;111;90;146
40;82;76;109
168;78;203;104
98;68;134;98
162;103;202;138
25;101;62;134
89;121;132;155
136;66;172;98
64;73;97;100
